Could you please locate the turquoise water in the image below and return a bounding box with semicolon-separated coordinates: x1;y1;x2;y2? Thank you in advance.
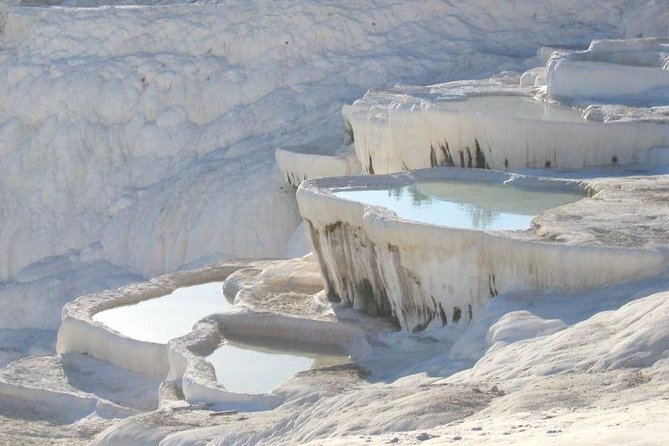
93;282;230;344
334;180;581;230
207;337;349;394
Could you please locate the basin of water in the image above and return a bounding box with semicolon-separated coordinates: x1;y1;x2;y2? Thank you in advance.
442;96;585;122
93;282;231;344
334;180;581;230
206;336;350;394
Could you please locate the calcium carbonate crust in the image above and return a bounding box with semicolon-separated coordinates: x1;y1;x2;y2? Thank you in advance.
297;168;667;331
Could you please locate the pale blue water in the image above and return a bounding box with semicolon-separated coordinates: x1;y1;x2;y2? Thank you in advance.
334;181;581;230
93;282;230;344
207;337;349;394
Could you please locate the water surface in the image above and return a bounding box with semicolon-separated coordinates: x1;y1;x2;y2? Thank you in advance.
93;282;230;344
334;180;581;230
207;337;350;394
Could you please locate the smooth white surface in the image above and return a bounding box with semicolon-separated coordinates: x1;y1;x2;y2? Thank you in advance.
0;0;646;284
546;38;669;103
93;282;229;344
334;181;581;230
346;88;669;173
275;137;362;187
299;171;664;332
437;96;584;122
1;1;668;444
0;0;657;333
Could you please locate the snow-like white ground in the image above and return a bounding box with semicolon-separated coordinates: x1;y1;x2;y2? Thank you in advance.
1;0;669;444
0;0;503;329
0;0;660;281
0;0;656;329
85;258;669;446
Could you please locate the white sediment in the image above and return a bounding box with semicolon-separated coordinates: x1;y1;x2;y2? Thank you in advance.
297;168;666;331
2;1;669;444
57;261;255;376
546;38;669;103
167;310;367;410
345;87;669;174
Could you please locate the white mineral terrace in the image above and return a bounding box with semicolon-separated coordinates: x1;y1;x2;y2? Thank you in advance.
2;3;669;441
546;38;669;103
345;91;669;174
51;259;370;410
275;135;362;187
168;307;369;410
312;42;669;181
275;42;669;189
56;262;256;376
297;168;665;332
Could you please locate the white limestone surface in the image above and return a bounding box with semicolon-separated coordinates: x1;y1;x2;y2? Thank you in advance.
0;253;140;330
2;0;618;333
276;136;361;187
0;353;160;419
165;256;373;409
345;85;669;174
89;280;669;446
1;0;660;347
297;168;666;332
167;310;366;410
546;38;669;103
0;0;531;286
286;223;313;258
55;255;370;408
2;1;669;444
57;261;257;376
0;0;649;286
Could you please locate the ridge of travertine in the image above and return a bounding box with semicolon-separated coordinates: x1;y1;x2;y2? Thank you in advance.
1;1;669;445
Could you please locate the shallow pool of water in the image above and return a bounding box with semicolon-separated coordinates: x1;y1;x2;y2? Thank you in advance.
93;282;231;344
443;96;585;122
334;181;581;230
207;337;350;394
